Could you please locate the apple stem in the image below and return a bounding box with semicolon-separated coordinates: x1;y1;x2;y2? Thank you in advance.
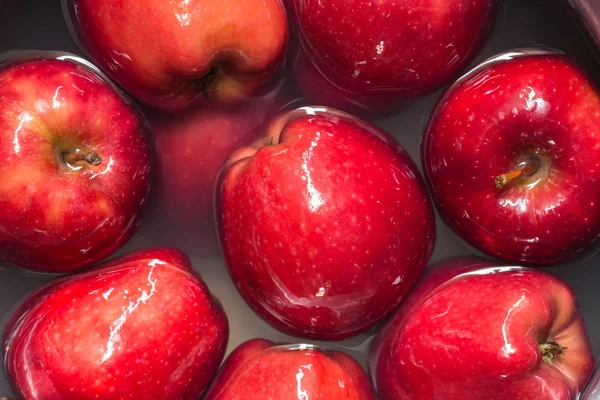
540;340;567;364
1;397;15;400
62;151;102;166
495;158;541;189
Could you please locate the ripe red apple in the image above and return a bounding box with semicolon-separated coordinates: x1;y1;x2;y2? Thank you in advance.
204;339;375;399
2;248;229;400
288;0;497;113
63;0;289;110
217;106;435;340
369;257;595;400
423;49;600;265
0;52;153;273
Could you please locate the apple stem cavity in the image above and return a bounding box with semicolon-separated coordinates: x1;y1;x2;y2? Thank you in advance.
494;157;541;189
196;67;219;99
62;150;102;166
540;340;567;364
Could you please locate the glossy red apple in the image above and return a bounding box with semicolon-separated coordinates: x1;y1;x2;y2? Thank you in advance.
288;0;497;113
205;339;375;399
423;49;600;266
63;0;289;110
369;257;595;400
217;106;435;340
0;52;153;273
2;248;229;400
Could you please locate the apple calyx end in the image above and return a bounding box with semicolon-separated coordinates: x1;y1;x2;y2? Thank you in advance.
62;151;102;167
540;340;566;364
495;157;541;190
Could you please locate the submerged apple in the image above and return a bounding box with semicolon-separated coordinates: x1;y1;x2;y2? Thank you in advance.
288;0;497;113
217;106;435;340
423;49;600;265
370;257;595;400
3;248;229;400
64;0;289;110
0;52;153;273
205;339;376;399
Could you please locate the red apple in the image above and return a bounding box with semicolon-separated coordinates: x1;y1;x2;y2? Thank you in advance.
423;49;600;265
217;106;435;340
369;257;595;400
151;89;284;226
288;0;497;113
0;52;153;273
204;339;375;399
2;248;229;400
63;0;289;110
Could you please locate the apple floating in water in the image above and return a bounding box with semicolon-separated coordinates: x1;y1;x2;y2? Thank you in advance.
2;248;229;400
63;0;289;110
0;52;153;273
422;48;600;265
204;339;376;399
369;257;595;400
287;0;497;113
217;106;435;340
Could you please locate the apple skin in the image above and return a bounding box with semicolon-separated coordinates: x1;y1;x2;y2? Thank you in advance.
369;257;595;400
0;53;153;273
2;248;229;400
63;0;289;110
217;107;435;340
204;339;376;399
287;0;496;113
422;49;600;266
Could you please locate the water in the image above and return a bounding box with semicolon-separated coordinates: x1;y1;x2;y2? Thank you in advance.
1;0;600;398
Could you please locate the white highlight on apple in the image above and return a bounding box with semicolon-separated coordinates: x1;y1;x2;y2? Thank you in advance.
174;0;192;27
525;86;550;115
101;261;161;363
14;111;33;154
501;294;526;357
302;130;325;212
102;287;114;300
52;86;63;109
296;365;311;400
89;156;114;179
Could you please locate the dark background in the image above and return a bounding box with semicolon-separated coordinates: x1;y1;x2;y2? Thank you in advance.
0;0;599;397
